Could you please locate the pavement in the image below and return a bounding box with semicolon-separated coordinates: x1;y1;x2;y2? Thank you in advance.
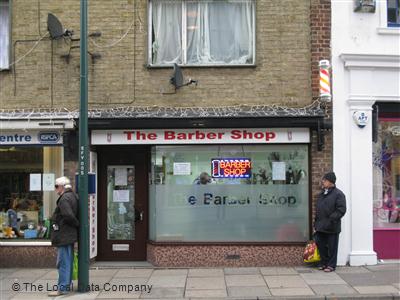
0;262;399;300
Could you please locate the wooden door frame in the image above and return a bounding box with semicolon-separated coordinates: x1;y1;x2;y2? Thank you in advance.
96;146;149;261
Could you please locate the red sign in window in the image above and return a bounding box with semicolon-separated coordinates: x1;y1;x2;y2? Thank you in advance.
211;158;252;178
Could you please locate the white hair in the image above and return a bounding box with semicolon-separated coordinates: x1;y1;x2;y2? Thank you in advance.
55;176;72;189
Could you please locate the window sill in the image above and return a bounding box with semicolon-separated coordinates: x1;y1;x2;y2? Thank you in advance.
0;240;51;246
147;64;257;69
377;27;400;35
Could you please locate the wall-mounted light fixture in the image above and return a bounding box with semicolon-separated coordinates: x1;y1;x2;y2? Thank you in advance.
354;0;376;13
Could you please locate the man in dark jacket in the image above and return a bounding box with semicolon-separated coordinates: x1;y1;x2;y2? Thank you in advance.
49;176;79;296
314;172;346;272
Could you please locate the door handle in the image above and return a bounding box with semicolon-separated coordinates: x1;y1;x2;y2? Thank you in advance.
139;211;144;221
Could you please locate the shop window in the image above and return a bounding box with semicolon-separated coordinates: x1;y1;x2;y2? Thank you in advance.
149;0;255;66
0;146;63;239
373;117;400;227
149;145;309;242
0;0;10;70
388;0;400;27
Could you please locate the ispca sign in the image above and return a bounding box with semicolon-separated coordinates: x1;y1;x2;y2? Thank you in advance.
0;131;62;145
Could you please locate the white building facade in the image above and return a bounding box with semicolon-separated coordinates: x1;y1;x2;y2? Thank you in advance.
332;0;400;266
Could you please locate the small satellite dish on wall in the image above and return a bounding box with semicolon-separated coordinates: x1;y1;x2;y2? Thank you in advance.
48;13;72;39
169;63;197;91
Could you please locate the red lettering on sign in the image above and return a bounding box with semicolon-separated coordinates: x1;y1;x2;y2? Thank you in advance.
123;131;134;140
164;131;175;140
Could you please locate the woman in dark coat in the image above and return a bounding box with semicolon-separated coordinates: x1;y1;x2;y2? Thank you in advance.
314;172;346;272
49;176;79;296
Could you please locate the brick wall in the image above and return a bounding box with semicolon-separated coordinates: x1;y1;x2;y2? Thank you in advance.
0;0;312;109
310;0;332;222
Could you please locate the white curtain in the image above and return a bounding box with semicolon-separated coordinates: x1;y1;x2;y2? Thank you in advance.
0;0;10;69
186;0;254;65
152;0;182;65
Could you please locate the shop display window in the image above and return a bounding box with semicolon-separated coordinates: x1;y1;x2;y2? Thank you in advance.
149;144;309;242
0;146;63;239
373;118;400;228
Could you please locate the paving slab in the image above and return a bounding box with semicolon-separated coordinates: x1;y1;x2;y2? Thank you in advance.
188;269;224;277
38;270;58;280
264;275;308;288
0;278;23;291
184;289;227;298
309;284;358;295
9;292;50;299
151;270;188;277
61;291;102;299
0;292;17;300
269;287;315;296
147;275;186;288
96;290;141;299
90;269;119;277
8;269;50;279
223;267;259;275
339;271;400;286
365;264;400;272
227;286;271;297
109;277;149;287
225;274;266;287
260;267;298;275
140;287;184;298
300;272;347;285
186;277;225;290
114;269;153;278
353;285;400;294
335;266;372;274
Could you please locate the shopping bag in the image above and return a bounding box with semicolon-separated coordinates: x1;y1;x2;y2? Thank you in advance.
303;240;321;263
72;251;78;280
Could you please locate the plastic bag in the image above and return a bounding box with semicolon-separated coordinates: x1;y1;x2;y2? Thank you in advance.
72;251;78;280
303;240;321;263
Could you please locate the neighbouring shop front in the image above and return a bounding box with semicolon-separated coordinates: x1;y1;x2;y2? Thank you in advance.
91;127;315;266
372;103;400;259
0;120;75;267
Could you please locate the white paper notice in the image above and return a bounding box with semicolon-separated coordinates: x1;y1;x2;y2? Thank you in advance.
30;174;42;191
173;162;191;175
272;162;286;181
43;173;55;191
115;168;127;186
113;190;129;202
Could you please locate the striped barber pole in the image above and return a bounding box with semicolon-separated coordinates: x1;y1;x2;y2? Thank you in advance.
319;60;331;102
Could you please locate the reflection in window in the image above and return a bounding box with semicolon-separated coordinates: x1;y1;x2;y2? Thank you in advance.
0;147;63;239
373;119;400;227
388;0;400;27
149;145;309;242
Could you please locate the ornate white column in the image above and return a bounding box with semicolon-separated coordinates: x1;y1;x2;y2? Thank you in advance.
347;97;377;266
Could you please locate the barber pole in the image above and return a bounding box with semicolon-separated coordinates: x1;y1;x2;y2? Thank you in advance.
319;60;331;102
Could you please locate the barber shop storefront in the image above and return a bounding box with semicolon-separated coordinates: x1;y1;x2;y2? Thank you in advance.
91;126;314;266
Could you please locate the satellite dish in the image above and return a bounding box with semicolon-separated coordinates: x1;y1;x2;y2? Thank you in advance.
170;63;184;89
47;13;65;39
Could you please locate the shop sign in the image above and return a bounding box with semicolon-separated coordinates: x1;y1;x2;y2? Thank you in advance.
0;130;62;145
211;158;252;178
91;128;310;145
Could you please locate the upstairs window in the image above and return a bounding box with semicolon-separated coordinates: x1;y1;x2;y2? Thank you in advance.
388;0;400;27
149;0;255;66
0;0;10;70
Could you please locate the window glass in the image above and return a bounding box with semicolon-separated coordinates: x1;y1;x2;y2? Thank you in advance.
387;0;400;27
151;0;255;66
149;145;309;242
0;146;63;239
373;118;400;227
0;0;10;69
